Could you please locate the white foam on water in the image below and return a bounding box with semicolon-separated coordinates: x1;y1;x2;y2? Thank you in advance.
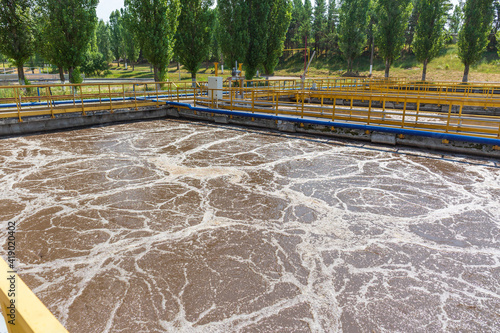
0;120;499;332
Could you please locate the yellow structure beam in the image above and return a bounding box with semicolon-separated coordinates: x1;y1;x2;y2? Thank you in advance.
0;258;68;333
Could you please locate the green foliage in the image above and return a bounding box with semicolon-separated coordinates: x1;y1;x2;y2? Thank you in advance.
209;9;221;62
174;0;213;81
81;51;108;76
263;0;293;75
338;0;371;71
109;10;124;64
300;0;313;42
375;0;413;77
416;4;444;50
313;0;327;52
125;0;181;82
323;0;338;56
448;2;463;34
218;0;291;79
71;67;83;84
38;0;99;83
0;0;35;83
413;0;450;80
218;0;249;67
121;8;140;67
405;0;420;52
285;0;304;48
245;0;272;79
458;0;494;81
96;20;113;63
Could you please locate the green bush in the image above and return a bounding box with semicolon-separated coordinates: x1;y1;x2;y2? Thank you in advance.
71;67;83;84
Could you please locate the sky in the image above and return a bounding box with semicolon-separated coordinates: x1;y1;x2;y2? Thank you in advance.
97;0;124;21
96;0;461;22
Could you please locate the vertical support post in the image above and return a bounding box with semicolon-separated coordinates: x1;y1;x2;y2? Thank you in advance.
251;90;255;114
275;91;278;116
122;84;125;103
15;88;22;122
194;86;197;107
230;87;233;112
98;85;102;104
416;101;421;124
301;92;305;118
401;99;407;128
108;84;113;112
367;97;372;125
133;84;138;110
156;82;159;108
332;98;336;121
446;103;452;133
80;85;85;116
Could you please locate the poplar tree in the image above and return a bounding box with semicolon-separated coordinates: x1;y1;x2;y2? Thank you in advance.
245;0;272;79
125;0;181;82
313;0;327;53
217;0;248;69
38;0;98;83
109;10;124;67
121;9;140;71
338;0;371;72
413;0;450;81
263;0;293;76
174;0;213;85
96;20;113;64
448;2;463;34
286;0;305;48
325;0;338;56
458;0;494;82
300;0;313;44
0;0;35;84
375;0;413;77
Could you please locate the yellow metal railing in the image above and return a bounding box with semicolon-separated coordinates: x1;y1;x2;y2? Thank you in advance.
193;86;500;140
2;80;500;141
0;258;68;332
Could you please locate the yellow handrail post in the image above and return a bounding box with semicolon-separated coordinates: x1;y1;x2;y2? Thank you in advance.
155;82;159;108
275;90;278;116
415;101;421;124
133;84;138;110
332;98;336;121
251;90;255;113
80;86;85;116
401;98;407;128
108;84;113;112
367;97;372;125
301;92;305;119
14;88;22;122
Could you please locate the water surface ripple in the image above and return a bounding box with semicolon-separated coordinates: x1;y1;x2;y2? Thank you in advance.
0;120;499;332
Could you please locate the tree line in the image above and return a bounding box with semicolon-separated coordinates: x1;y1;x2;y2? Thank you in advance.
288;0;498;82
0;0;498;84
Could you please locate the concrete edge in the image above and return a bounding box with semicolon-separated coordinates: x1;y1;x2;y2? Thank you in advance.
1;105;499;159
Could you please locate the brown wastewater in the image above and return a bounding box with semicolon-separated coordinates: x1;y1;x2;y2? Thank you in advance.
0;119;499;332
